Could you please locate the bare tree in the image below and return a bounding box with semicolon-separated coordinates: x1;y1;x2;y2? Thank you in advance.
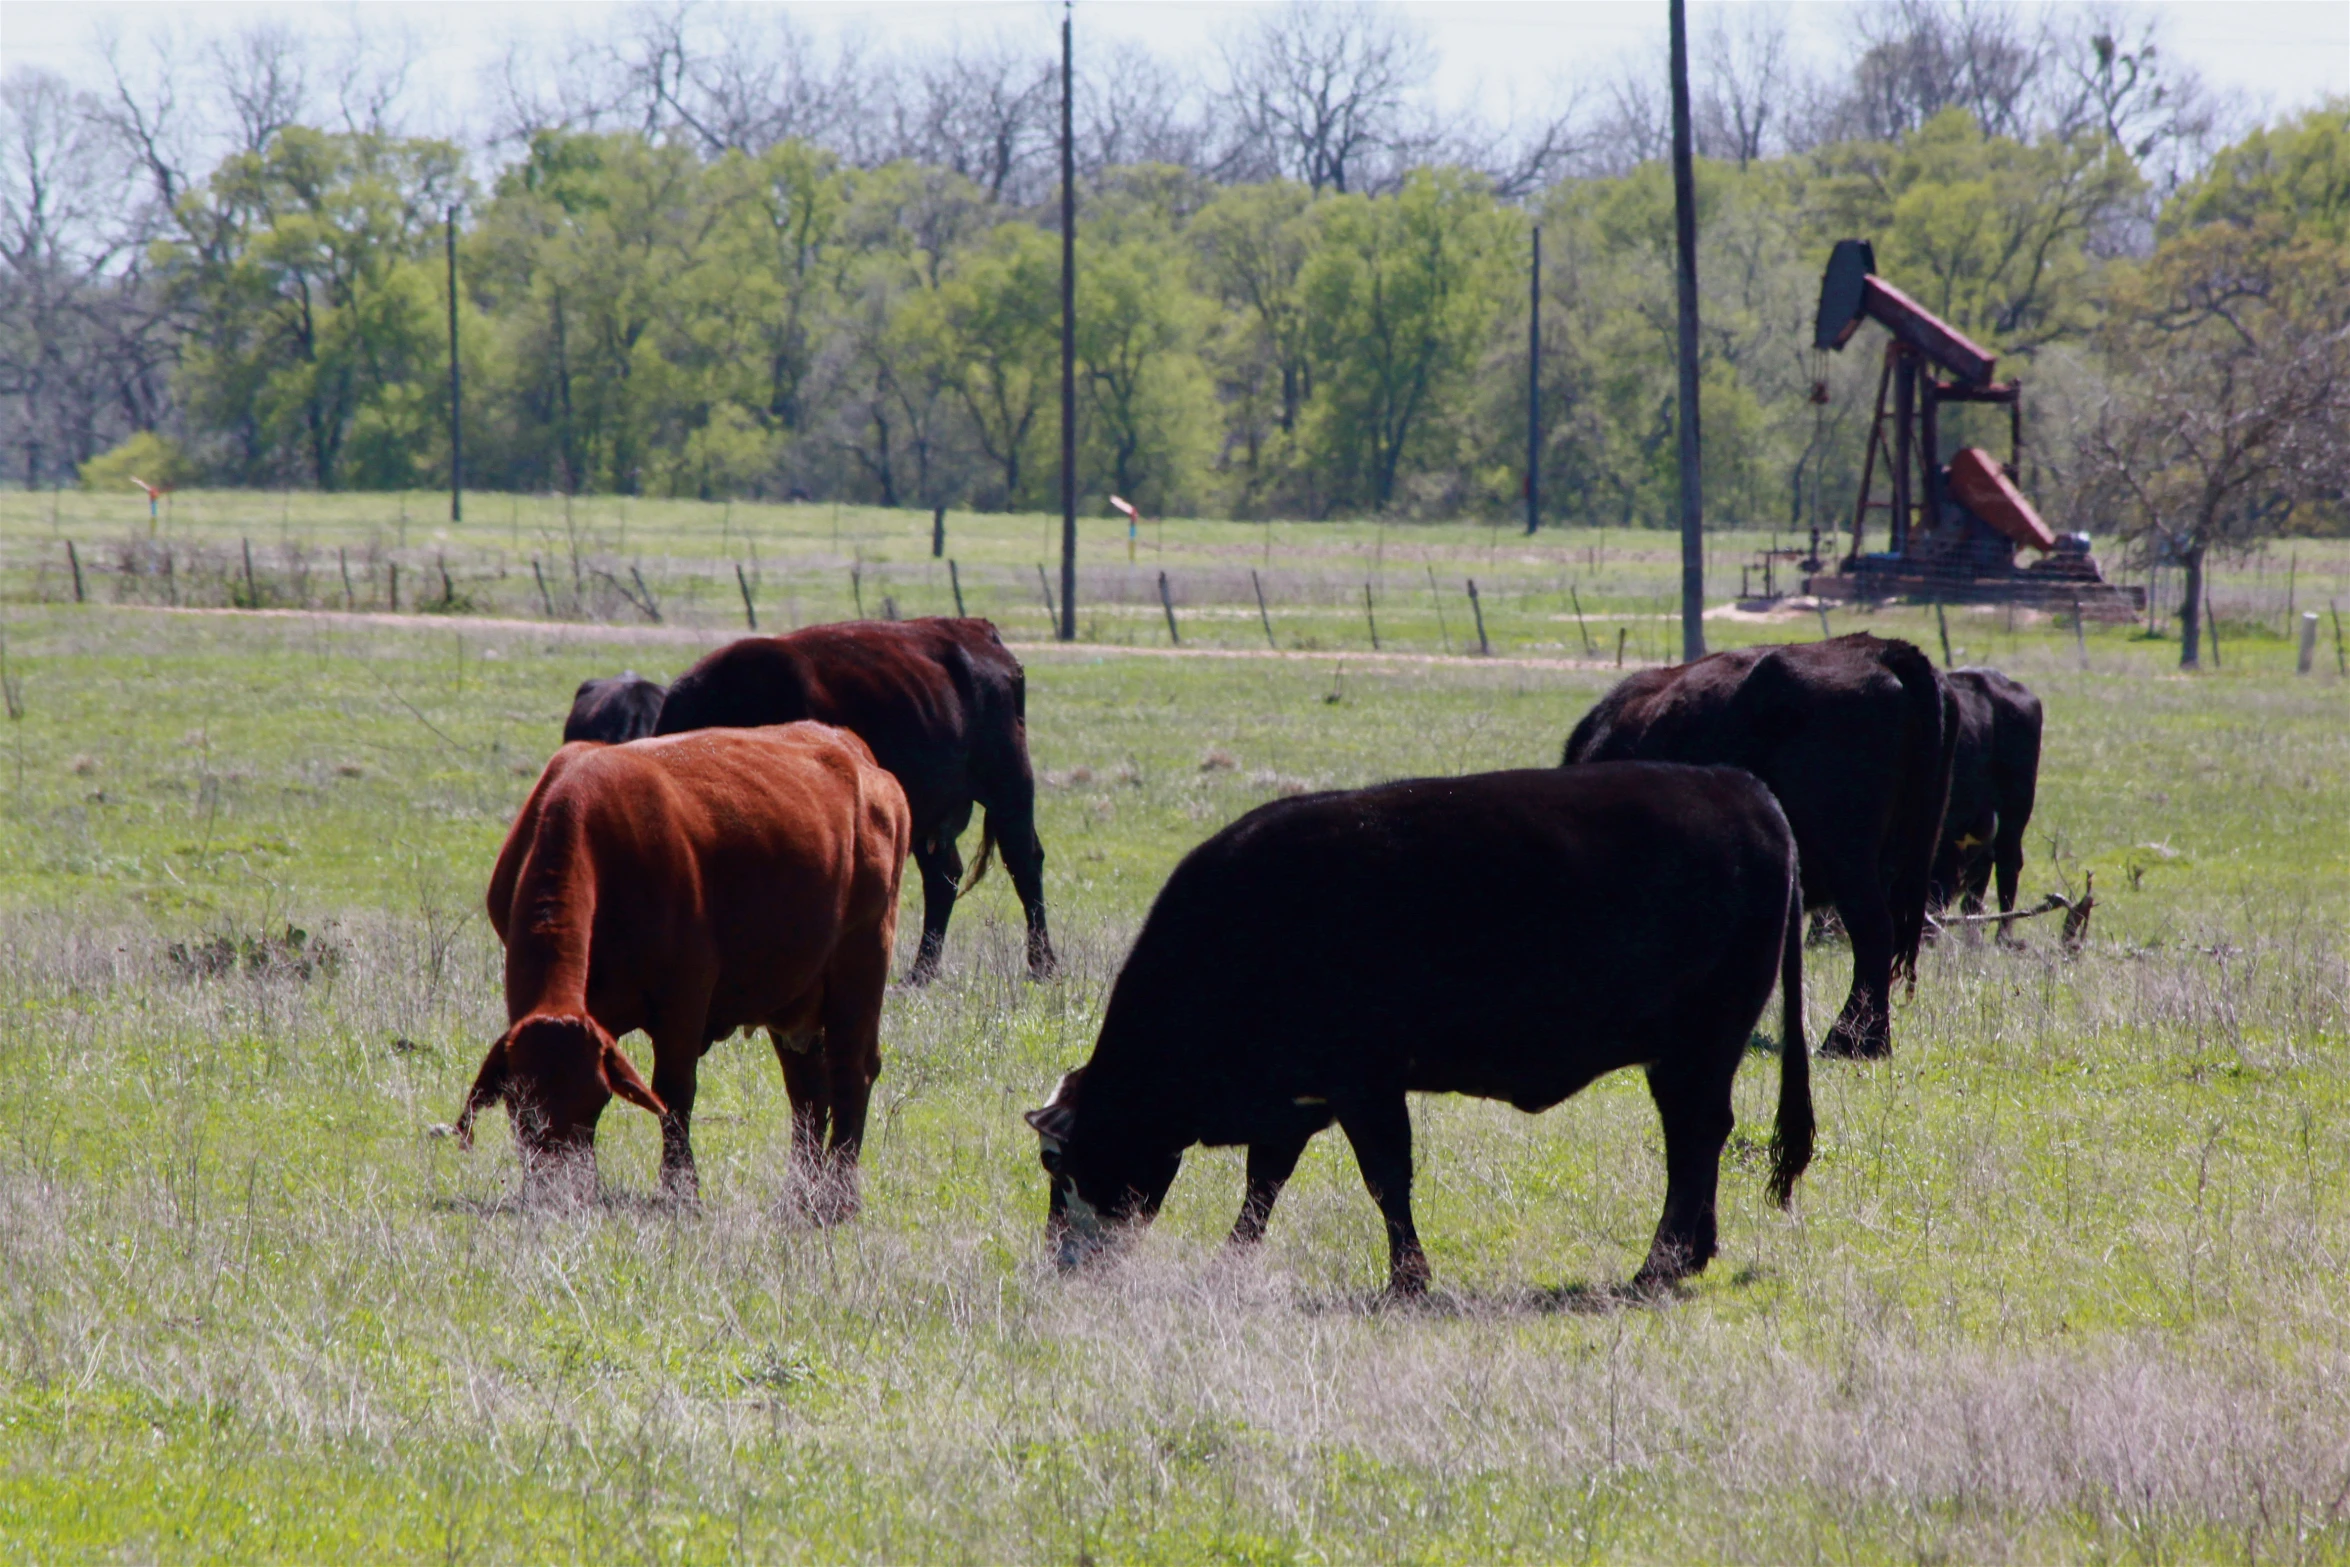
902;42;1056;204
1214;2;1435;194
210;22;313;156
1825;0;2052;144
1;66;179;479
2075;231;2350;667
1584;61;1670;177
1695;6;1798;166
2045;7;2218;189
1078;40;1208;176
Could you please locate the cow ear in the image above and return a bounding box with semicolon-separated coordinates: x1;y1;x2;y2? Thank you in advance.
1024;1101;1076;1142
456;1036;510;1151
601;1039;668;1118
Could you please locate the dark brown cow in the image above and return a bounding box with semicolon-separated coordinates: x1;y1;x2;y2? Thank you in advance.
456;723;911;1213
561;672;666;744
1561;633;1956;1059
654;619;1053;984
1932;668;2044;921
1026;763;1811;1296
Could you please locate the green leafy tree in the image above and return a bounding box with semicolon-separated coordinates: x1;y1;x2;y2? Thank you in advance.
931;222;1059;509
1299;169;1511;513
168;127;464;488
1077;228;1213;512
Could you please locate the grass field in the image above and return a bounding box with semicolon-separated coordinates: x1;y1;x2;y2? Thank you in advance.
0;493;2346;1562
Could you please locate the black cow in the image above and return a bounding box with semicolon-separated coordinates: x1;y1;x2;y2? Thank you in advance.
655;618;1053;983
1024;763;1811;1296
1561;633;1955;1059
562;673;666;744
1932;668;2043;922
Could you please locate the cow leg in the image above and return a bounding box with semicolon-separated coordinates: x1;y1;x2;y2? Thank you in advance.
1635;1060;1736;1289
807;936;890;1224
1336;1094;1429;1297
772;1029;832;1213
903;837;959;986
1992;826;2025;921
1228;1125;1316;1248
989;803;1057;981
1822;886;1895;1060
649;1044;702;1203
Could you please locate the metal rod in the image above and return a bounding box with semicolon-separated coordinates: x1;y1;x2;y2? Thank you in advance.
1251;568;1276;648
1668;0;1705;662
1363;582;1380;651
949;558;966;618
736;562;758;630
446;206;462;524
1525;224;1541;537
1057;4;1077;642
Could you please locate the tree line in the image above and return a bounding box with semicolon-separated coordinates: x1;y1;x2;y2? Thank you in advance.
3;1;2344;574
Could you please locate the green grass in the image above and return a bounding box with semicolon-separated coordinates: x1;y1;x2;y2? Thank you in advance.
0;496;2346;1562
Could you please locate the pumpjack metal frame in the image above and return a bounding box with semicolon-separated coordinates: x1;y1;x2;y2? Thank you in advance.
1803;239;2142;618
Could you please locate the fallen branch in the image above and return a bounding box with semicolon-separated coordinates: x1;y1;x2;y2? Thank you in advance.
1928;872;2095;950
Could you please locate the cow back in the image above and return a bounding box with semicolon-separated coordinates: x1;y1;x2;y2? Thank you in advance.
492;723;910;1040
654;619;1024;830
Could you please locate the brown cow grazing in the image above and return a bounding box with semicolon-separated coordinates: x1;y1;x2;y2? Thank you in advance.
1932;668;2043;924
1026;763;1811;1296
1562;633;1956;1060
654;618;1053;984
455;723;911;1213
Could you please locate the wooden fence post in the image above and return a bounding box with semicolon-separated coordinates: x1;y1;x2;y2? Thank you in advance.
735;562;758;630
1251;568;1276;649
1157;571;1180;645
532;557;554;617
1936;599;1954;667
241;537;259;607
932;505;946;558
1363;582;1380;651
1569;585;1594;654
66;541;84;603
1615;626;1627;667
949;559;966;618
1466;578;1491;656
389;561;400;612
1035;564;1056;626
340;548;355;609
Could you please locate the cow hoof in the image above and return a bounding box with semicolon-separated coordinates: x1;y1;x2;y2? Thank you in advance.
1817;1030;1890;1061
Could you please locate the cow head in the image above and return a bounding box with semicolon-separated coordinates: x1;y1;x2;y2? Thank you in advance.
457;1013;666;1195
1024;1066;1180;1271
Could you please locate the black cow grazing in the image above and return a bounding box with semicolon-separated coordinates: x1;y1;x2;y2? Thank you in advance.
562;673;667;744
655;619;1053;983
1933;668;2044;922
1561;633;1955;1060
1024;763;1811;1296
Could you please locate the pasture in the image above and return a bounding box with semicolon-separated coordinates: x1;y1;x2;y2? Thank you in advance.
1;491;2347;1563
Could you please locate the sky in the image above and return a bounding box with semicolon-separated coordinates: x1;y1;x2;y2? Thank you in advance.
3;0;2345;149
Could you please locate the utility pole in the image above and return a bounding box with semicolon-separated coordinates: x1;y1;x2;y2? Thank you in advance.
1525;224;1541;536
446;205;463;524
1668;0;1705;661
1057;2;1078;642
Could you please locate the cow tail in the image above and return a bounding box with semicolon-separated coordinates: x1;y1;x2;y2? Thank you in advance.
1769;871;1814;1207
1885;643;1955;987
960;817;997;896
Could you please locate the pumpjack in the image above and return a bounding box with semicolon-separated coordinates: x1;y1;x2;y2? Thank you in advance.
1800;239;2143;617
